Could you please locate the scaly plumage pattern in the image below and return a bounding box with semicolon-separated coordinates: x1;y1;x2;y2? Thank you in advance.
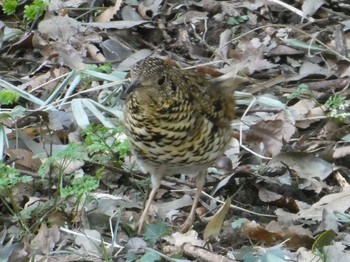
123;57;235;234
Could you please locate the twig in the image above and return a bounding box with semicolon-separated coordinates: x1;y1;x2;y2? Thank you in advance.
201;191;276;218
59;227;123;249
267;0;315;22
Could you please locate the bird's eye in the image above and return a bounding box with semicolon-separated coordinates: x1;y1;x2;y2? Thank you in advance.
158;75;166;85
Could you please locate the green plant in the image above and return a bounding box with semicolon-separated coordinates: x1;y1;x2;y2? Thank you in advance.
143;221;169;246
0;162;33;234
37;143;98;221
86;63;113;74
38;143;89;192
0;163;32;191
0;90;20;105
83;124;130;166
286;83;313;103
24;0;47;21
312;230;336;262
60;175;99;199
227;15;249;26
126;221;169;261
2;0;18;15
325;94;349;121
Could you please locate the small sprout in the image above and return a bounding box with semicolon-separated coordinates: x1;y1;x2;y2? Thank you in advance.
0;90;19;105
2;0;18;15
325;94;350;121
24;0;47;21
286;83;312;102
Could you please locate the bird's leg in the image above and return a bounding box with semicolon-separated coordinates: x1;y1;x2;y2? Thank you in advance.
180;171;205;233
137;173;161;235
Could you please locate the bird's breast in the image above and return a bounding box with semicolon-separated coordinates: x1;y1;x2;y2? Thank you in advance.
124;99;232;174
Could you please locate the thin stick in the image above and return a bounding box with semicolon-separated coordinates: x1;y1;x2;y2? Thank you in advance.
268;0;315;22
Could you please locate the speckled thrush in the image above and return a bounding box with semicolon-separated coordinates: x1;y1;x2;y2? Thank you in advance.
122;57;235;234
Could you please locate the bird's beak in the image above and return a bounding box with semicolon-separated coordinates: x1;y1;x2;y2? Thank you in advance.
120;79;140;100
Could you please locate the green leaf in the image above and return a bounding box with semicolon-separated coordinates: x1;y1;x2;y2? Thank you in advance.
0;162;32;190
140;250;161;262
144;221;169;246
38;143;89;178
0;90;19;105
2;0;18;15
312;230;336;253
23;0;47;21
231;218;248;229
125;251;138;262
60;176;99;198
282;38;326;52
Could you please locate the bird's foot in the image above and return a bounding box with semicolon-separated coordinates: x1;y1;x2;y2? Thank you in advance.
137;214;150;235
179;214;194;233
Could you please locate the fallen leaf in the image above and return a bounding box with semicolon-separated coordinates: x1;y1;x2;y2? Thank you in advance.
302;0;326;17
333;145;350;159
298;187;350;221
4;148;42;172
203;197;231;240
246;119;295;157
269;152;333;181
75;229;101;253
31;224;60;255
164;230;206;247
95;0;122;22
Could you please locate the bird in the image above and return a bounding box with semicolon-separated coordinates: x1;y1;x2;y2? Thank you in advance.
122;57;235;234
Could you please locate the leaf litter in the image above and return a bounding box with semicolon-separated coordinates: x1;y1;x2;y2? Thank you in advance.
1;0;350;261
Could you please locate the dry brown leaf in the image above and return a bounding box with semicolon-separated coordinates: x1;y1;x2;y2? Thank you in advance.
259;188;282;202
203;197;231;240
266;221;314;249
48;0;87;12
297;106;326;129
316;209;339;234
215;29;232;61
55;43;86;70
270;45;305;55
334;172;350;188
17;68;68;92
269;152;333;181
242;220;313;249
298;187;350;221
82;20;148;29
227;39;278;74
172;11;208;25
324;242;350;261
38;16;81;42
4;148;42;172
116;49;153;71
95;0;122;22
75;229;101;253
246;119;295;157
302;0;326;16
333;145;350;159
30;224;60;255
299;61;333;77
137;0;163;20
289;99;316;125
11;183;34;204
100;38;133;61
156;194;193;220
259;188;299;213
296;247;317;262
242;220;282;244
164;230;206;247
85;43;106;62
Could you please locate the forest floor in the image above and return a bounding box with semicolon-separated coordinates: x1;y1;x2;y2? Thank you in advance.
1;0;350;261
